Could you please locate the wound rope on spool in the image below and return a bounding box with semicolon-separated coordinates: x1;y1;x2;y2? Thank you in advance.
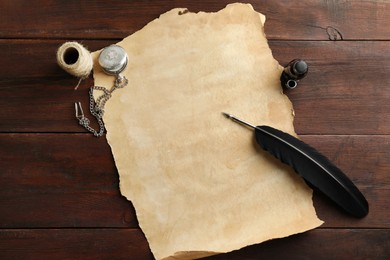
56;41;93;89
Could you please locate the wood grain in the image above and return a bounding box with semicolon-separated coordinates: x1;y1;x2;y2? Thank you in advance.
0;134;388;229
1;1;389;40
0;229;153;260
305;135;390;228
0;134;137;228
1;41;390;135
1;0;389;259
0;229;388;260
207;229;390;260
271;41;390;135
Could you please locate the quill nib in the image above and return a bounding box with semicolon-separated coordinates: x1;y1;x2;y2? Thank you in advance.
222;112;256;129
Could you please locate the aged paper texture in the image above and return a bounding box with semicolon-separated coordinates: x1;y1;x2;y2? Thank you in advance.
92;3;323;259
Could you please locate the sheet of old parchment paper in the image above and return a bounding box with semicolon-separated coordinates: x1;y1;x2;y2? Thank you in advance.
92;3;323;259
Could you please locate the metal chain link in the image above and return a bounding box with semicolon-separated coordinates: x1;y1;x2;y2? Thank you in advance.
75;76;128;137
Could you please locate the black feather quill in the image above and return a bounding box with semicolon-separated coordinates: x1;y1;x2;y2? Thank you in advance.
223;113;369;218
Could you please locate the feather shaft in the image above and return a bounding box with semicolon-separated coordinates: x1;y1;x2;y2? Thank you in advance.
222;112;368;218
255;125;368;218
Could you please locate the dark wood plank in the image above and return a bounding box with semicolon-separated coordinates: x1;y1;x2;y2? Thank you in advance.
0;192;136;228
313;188;390;228
0;134;138;228
0;39;112;132
0;229;388;260
1;2;389;259
0;77;97;133
1;1;389;40
272;40;390;135
0;228;153;260
207;229;390;260
0;134;389;228
0;39;112;80
1;40;390;135
302;135;390;228
0;134;116;192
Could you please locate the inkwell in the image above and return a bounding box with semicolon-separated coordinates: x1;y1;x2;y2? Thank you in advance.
280;59;308;89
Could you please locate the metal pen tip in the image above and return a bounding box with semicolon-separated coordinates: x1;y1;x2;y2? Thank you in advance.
221;112;256;129
222;112;232;119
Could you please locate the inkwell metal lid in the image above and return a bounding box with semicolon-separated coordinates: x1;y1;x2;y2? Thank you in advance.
98;45;128;75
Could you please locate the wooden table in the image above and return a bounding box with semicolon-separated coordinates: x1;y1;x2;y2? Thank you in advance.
1;1;389;259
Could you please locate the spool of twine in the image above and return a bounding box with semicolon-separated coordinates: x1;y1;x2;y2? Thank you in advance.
56;42;93;88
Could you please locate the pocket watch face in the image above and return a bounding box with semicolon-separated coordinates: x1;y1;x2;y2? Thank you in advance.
98;45;128;75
